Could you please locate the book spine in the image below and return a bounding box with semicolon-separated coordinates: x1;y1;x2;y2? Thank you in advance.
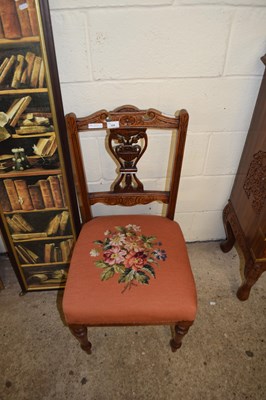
11;54;25;89
59;211;69;235
47;175;63;208
0;0;22;39
14;179;34;210
27;0;39;36
0;55;16;85
12;213;34;232
28;185;45;209
38;59;45;88
0;15;4;38
6;216;22;233
44;243;55;263
3;179;22;210
30;56;41;88
0;180;12;212
0;57;9;76
60;240;69;262
38;180;55;208
15;245;30;263
58;175;67;207
15;0;33;37
20;51;36;85
17;244;38;263
9;95;32;127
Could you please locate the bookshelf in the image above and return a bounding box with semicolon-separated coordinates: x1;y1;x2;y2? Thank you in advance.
0;0;80;293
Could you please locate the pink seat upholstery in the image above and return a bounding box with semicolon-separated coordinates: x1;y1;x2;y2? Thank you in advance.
63;215;197;326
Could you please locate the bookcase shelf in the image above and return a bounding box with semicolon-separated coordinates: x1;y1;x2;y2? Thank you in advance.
12;132;54;139
0;168;61;179
0;36;40;47
0;88;48;95
3;207;69;215
13;235;74;243
0;0;80;293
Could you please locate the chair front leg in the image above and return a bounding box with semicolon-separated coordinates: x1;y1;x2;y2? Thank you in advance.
170;321;193;352
69;324;92;354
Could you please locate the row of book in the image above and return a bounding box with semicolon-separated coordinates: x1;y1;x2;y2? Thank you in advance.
15;238;74;265
6;210;70;239
0;51;46;89
0;0;39;40
0;175;67;212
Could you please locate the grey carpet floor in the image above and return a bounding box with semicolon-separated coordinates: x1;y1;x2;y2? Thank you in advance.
0;241;265;400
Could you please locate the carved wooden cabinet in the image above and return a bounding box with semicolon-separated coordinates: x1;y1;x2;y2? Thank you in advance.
0;0;80;293
221;54;266;300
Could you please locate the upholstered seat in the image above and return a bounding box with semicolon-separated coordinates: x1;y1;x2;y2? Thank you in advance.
63;105;197;354
63;215;197;326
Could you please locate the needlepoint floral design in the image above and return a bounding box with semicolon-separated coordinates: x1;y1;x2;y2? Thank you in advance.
90;224;167;292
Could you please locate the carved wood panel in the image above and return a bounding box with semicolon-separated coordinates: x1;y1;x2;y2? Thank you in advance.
243;151;266;214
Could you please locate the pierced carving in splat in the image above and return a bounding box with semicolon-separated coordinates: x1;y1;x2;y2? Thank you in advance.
108;128;147;193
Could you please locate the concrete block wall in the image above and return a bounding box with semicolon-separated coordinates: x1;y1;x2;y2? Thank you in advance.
0;2;264;254
47;0;266;242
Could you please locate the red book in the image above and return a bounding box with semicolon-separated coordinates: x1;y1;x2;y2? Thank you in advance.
14;179;34;210
0;180;12;212
0;15;4;38
3;179;22;211
27;0;39;36
15;0;33;37
0;0;22;39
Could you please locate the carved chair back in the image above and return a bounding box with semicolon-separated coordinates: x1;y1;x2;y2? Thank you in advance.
65;105;189;223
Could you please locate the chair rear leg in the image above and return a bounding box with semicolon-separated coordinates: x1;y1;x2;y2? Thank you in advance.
69;324;92;354
170;321;193;352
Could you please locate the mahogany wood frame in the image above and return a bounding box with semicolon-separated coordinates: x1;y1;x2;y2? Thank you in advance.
65;105;193;353
65;105;189;223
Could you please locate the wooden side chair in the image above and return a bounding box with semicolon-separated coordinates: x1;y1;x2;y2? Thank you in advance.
63;105;197;354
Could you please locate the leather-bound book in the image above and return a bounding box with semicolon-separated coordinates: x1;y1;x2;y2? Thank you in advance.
58;175;67;207
0;180;12;212
15;0;33;37
6;95;32;127
28;184;45;209
0;0;22;39
44;242;55;263
30;56;41;88
20;51;36;85
12;213;34;232
11;54;25;89
6;216;23;233
0;16;4;38
0;55;16;85
14;179;34;210
27;0;38;36
37;179;55;208
47;175;64;208
38;59;45;88
3;179;22;210
59;211;69;235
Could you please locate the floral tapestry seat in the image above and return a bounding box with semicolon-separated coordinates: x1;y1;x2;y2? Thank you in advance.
63;215;196;328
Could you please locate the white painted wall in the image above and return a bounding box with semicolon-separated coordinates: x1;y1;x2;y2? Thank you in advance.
48;0;266;242
1;0;265;252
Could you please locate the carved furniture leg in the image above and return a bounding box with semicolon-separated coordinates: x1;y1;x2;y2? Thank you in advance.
69;324;92;354
220;202;236;253
237;262;264;301
170;321;193;352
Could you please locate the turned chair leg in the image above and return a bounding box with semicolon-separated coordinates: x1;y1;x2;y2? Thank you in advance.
69;324;92;354
170;321;193;352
